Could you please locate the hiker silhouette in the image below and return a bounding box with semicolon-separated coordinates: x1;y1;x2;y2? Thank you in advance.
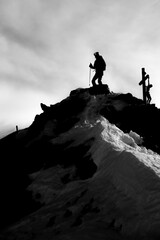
89;52;106;87
146;82;152;104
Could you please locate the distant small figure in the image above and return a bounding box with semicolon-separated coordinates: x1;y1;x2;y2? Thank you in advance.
16;125;18;132
89;52;106;87
146;83;152;104
145;75;153;104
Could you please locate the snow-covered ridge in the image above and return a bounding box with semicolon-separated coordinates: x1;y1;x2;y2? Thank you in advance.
38;114;160;237
90;117;160;237
100;117;160;176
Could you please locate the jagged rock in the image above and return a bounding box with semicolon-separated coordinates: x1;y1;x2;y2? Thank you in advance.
40;103;50;112
89;84;110;95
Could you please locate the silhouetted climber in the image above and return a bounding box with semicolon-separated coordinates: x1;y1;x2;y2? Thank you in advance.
146;85;152;104
89;52;106;87
146;76;153;104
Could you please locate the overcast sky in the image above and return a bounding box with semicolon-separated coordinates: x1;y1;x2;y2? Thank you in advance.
0;0;160;137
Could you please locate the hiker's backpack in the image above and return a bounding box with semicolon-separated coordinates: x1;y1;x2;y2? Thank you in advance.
99;56;106;71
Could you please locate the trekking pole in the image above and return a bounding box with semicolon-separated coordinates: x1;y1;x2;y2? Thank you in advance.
89;67;91;87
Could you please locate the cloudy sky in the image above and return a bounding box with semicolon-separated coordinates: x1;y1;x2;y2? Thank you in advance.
0;0;160;137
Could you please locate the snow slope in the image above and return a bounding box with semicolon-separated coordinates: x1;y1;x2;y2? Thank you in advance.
1;87;160;240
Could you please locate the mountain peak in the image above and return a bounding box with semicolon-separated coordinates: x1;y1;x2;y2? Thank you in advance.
1;86;160;239
29;85;157;153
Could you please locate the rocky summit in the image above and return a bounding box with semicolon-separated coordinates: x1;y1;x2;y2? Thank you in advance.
1;85;160;240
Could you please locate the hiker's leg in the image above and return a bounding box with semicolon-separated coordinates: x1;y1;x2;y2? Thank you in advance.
149;94;152;103
92;73;98;86
98;72;103;85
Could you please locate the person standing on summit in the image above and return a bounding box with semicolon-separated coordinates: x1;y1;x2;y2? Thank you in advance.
89;52;106;87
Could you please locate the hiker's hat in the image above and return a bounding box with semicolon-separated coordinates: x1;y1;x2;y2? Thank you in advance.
94;52;99;56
